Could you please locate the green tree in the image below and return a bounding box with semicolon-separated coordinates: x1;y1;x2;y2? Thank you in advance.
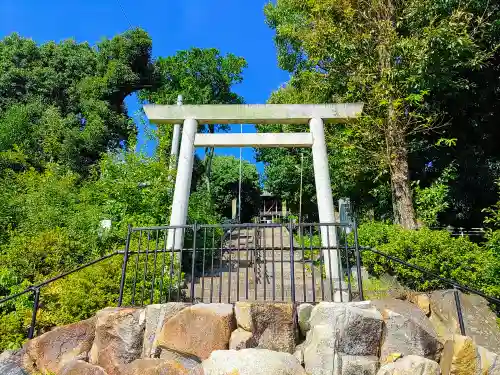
264;0;500;228
0;29;156;173
195;155;261;223
0;148;219;350
139;48;247;171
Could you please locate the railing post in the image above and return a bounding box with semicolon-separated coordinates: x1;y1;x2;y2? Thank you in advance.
190;223;198;303
453;286;466;335
288;220;296;304
353;217;364;301
118;224;132;307
28;287;40;339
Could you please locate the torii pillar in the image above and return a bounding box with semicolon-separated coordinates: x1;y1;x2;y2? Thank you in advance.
144;103;364;285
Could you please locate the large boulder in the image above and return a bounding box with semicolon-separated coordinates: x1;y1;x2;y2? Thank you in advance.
372;299;442;362
229;328;256;350
429;289;500;354
303;324;336;374
308;302;383;356
336;355;379;375
376;355;440;375
440;334;500;375
142;303;190;358
297;303;313;336
122;358;189;375
303;302;383;375
23;317;95;374
408;293;431;316
308;301;374;327
234;302;296;353
59;360;109;375
157;303;235;360
89;307;146;375
159;348;201;371
200;348;306;375
0;351;28;375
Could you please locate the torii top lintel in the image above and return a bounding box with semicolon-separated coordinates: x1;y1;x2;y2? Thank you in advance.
143;103;364;125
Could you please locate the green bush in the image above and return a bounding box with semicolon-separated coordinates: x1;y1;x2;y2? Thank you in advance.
356;221;500;297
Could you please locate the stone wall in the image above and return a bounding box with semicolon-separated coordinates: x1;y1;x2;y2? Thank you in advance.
0;296;499;375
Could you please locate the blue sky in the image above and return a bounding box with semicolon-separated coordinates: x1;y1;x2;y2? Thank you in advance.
0;0;289;173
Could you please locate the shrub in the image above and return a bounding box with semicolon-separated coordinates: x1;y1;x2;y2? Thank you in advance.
356;221;499;297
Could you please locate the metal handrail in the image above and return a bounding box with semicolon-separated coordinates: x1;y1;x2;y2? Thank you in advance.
0;251;121;338
359;246;500;336
1;221;498;343
359;246;500;305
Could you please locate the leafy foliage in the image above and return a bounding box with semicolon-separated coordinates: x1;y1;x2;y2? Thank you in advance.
196;155;261;222
139;48;247;163
357;222;499;297
0;34;249;351
0;147;224;350
413;164;456;226
0;29;156;174
264;0;500;227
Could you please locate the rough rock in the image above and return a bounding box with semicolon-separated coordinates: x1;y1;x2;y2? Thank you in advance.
59;360;109;375
90;307;146;375
477;345;500;375
157;303;235;360
297;303;313;336
0;351;28;375
187;366;205;375
309;302;383;356
337;355;379;375
142;303;189;358
429;289;500;353
304;302;383;375
201;348;306;375
408;293;431;316
294;342;306;365
229;328;255;350
0;362;28;375
304;324;336;374
382;353;403;364
23;317;95;374
122;358;189;375
376;355;440;375
235;301;252;331
0;350;28;375
159;348;201;370
233;302;296;353
372;298;442;362
440;335;500;375
308;301;373;327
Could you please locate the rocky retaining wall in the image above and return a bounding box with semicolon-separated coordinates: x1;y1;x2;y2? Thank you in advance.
0;294;499;375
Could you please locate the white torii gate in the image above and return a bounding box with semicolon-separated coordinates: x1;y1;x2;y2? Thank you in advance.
143;103;364;284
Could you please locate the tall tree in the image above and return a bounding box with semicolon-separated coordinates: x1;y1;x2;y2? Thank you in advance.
195;155;261;222
139;48;247;165
264;0;500;228
0;29;156;173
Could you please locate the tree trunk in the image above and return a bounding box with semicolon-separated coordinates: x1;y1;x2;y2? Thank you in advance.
387;125;417;229
375;0;417;229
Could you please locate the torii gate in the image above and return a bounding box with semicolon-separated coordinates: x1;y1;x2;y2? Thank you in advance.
143;103;363;284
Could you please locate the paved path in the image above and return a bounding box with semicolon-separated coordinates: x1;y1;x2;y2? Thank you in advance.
186;226;349;303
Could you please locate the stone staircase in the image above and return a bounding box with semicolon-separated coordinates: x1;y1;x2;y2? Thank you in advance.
186;227;348;303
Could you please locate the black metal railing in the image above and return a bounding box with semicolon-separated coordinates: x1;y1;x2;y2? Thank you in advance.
117;222;358;305
358;245;500;335
1;221;498;344
0;251;121;339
